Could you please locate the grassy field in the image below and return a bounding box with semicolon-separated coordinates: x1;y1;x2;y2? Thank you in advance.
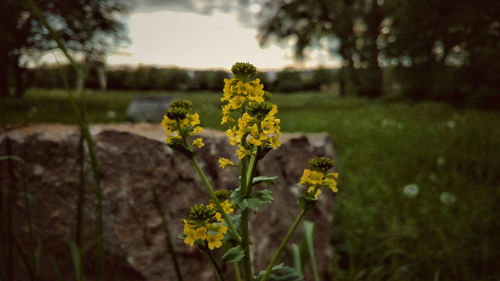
1;89;499;280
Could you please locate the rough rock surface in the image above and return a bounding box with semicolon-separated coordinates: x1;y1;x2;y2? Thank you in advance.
0;123;336;281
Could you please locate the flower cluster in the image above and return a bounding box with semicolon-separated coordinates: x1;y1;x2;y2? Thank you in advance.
183;204;228;250
161;99;204;148
209;189;235;214
221;63;281;159
299;157;339;199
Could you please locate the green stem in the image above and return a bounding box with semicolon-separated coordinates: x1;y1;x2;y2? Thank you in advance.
190;157;242;242
205;244;226;281
239;152;253;281
240;154;249;196
176;120;191;149
232;263;242;281
240;209;252;281
75;135;85;279
260;209;307;281
26;2;104;280
245;146;259;188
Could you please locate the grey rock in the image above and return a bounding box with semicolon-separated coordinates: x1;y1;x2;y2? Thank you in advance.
0;123;336;281
126;96;176;123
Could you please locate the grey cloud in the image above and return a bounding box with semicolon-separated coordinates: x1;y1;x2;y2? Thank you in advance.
128;0;264;28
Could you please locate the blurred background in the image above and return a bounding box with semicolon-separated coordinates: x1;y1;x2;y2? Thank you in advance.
1;0;499;280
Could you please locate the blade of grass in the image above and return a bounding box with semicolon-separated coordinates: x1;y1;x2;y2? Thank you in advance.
26;2;105;280
51;259;63;281
292;244;302;276
303;221;319;281
68;240;84;281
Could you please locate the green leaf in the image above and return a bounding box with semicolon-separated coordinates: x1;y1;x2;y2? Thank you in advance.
0;155;24;164
51;259;63;281
292;244;302;275
221;245;245;264
223;214;241;243
252;176;278;185
303;221;320;281
248;189;274;211
67;240;83;281
230;187;243;206
231;187;273;212
34;238;43;277
245;189;274;211
254;264;304;281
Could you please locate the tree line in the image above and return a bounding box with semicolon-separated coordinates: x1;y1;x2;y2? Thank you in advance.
257;0;500;108
25;64;340;92
2;0;499;108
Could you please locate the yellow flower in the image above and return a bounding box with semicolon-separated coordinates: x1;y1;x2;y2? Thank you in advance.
218;157;235;169
261;118;276;134
300;169;324;185
161;115;170;127
215;212;223;222
222;104;232;115
206;233;223;250
193;138;205;148
307;186;322;199
218;224;228;235
268;104;278;117
221;200;234;214
230;96;246;110
324;177;338;193
193;227;207;240
221;114;235;125
238;113;253;130
270;133;282;149
188;113;200;126
299;169;312;185
309;171;324;185
237;146;250;159
184;234;195;246
166;135;181;144
183;220;196;246
236;81;247;95
327;172;339;179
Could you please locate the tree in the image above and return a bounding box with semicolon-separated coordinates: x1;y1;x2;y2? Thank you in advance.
0;0;129;97
257;0;384;97
274;67;303;92
383;0;500;107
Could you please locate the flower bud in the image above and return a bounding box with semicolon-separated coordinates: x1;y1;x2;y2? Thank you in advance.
309;157;334;172
170;99;192;111
166;107;188;120
231;62;257;80
187;204;218;224
245;102;274;119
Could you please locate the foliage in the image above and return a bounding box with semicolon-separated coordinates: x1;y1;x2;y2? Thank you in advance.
257;0;383;98
256;0;500;108
2;90;499;280
274;67;303;92
0;0;129;97
382;0;500;108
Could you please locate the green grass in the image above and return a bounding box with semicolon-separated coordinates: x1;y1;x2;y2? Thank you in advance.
1;89;499;280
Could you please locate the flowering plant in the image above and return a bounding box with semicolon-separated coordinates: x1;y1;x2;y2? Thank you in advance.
161;62;338;281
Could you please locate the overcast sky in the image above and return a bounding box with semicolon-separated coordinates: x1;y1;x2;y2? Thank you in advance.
45;0;341;70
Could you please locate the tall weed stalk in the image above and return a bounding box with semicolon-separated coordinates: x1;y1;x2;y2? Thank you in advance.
27;1;105;280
